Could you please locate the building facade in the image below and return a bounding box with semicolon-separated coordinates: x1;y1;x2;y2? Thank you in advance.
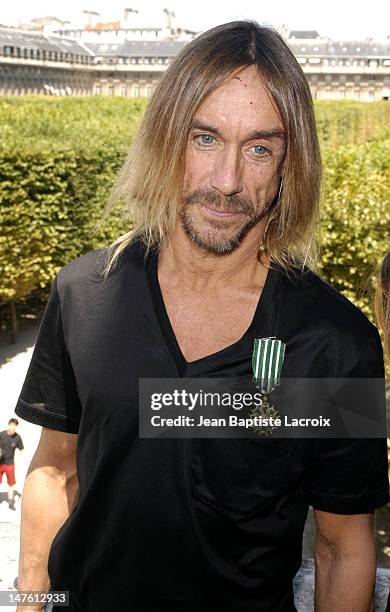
0;25;389;101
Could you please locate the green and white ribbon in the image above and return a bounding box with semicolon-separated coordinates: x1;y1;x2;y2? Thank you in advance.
252;336;286;393
249;337;286;435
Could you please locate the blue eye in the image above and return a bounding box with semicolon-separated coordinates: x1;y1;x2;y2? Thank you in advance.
253;145;268;156
196;134;215;145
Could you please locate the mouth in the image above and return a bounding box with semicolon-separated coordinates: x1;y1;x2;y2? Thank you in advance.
200;204;242;218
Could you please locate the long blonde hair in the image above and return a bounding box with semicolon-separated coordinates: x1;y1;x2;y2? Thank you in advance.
97;20;323;278
375;251;390;358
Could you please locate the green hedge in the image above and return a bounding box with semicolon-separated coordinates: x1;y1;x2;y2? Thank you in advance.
318;137;390;319
0;97;389;335
0;147;126;302
0;97;149;305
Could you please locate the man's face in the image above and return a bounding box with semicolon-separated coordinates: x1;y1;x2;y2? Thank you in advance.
181;64;286;254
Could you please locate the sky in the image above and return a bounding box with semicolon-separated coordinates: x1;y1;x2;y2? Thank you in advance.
0;0;389;41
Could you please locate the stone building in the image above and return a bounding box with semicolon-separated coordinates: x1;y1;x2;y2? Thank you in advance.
287;30;390;101
0;22;389;101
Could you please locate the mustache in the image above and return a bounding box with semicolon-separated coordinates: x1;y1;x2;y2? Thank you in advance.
183;189;255;214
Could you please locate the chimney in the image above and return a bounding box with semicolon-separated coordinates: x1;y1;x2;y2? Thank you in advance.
123;7;138;22
82;10;100;28
163;8;175;30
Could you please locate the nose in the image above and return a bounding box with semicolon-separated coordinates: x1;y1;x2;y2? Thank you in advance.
209;145;242;196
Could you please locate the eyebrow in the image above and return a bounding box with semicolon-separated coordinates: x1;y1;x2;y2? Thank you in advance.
190;121;286;142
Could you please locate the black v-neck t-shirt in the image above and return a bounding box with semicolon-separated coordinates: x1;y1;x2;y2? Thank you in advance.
15;238;389;611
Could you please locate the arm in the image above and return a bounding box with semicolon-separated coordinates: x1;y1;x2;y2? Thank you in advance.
17;427;79;612
313;509;376;612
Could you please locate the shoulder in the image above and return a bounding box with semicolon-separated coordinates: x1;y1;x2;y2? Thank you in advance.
277;263;383;374
292;266;376;334
56;246;108;292
55;238;144;298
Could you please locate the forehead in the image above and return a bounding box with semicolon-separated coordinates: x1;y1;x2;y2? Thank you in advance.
194;65;283;134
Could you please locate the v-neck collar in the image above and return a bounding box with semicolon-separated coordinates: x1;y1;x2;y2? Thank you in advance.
144;243;282;378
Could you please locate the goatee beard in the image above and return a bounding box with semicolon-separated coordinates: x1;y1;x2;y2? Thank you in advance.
180;188;274;255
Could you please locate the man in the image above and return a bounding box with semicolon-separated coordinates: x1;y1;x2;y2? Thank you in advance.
15;21;389;612
0;418;24;510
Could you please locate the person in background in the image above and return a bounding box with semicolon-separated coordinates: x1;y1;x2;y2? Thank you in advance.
375;251;390;358
375;250;390;612
0;417;24;510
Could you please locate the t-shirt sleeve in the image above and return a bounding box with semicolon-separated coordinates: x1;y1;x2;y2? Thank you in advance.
14;274;82;434
301;326;389;514
16;435;24;451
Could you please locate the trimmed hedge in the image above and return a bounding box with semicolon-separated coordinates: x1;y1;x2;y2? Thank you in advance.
318;137;390;319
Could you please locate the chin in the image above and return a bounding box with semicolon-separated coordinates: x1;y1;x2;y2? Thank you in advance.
180;205;260;254
193;235;241;254
183;222;250;255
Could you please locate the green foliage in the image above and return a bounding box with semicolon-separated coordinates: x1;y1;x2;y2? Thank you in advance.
0;96;148;152
0;96;147;303
0;96;389;337
317;136;390;321
314;100;390;149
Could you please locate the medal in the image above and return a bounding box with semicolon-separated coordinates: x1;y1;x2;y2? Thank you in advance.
250;337;286;436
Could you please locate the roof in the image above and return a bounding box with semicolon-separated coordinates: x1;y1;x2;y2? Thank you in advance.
0;27;388;60
85;39;187;57
85;21;121;32
288;39;390;56
0;28;93;55
288;30;321;39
